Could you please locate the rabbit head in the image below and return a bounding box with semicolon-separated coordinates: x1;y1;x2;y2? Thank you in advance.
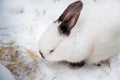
39;1;83;61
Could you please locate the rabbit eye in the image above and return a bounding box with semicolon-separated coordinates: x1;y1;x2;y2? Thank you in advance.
50;49;55;53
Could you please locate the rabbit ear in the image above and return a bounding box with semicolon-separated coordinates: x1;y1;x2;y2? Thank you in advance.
58;1;83;35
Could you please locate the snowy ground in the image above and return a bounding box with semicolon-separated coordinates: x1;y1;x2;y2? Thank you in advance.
0;0;120;80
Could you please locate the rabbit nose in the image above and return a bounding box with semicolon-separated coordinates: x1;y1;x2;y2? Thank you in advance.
39;51;45;59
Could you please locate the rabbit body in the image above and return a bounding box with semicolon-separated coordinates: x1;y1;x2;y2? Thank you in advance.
39;0;120;64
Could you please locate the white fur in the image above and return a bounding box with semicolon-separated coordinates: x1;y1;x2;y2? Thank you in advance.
39;0;120;64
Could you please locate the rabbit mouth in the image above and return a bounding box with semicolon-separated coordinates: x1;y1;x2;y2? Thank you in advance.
39;51;45;59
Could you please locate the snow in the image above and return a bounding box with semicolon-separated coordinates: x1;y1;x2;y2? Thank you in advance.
0;0;120;80
0;63;15;80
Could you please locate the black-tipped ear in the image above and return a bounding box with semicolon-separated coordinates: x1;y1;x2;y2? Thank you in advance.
58;1;83;35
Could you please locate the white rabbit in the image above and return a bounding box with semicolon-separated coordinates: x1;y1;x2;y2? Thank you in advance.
0;63;15;80
39;0;120;65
